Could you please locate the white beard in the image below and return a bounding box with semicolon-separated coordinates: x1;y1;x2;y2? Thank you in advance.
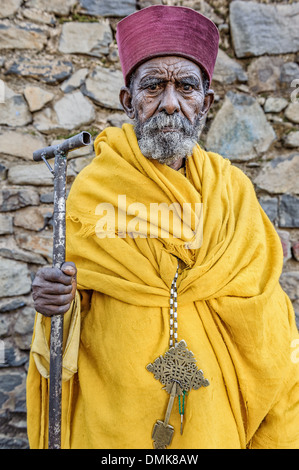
134;112;204;165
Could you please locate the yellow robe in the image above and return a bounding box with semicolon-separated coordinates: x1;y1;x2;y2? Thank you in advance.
27;124;299;449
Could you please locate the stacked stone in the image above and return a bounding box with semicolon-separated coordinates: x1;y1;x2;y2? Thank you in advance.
0;0;298;448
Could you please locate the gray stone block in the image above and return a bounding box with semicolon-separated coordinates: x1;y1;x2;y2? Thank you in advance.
206;92;276;161
279;194;299;228
79;0;136;17
254;154;299;195
230;1;299;58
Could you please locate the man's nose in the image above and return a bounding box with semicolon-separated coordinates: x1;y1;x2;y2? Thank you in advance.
158;83;180;115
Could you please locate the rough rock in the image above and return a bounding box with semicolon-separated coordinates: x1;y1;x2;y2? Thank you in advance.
53;91;95;130
0;163;7;182
284;131;299;149
5;56;73;84
258;196;278;224
247;56;283;93
8;163;55;186
0;130;46;160
13;206;52;231
0;298;26;313
230;1;299;58
15;229;53;261
280;62;299;84
0;0;22;18
284;102;299;124
0;187;39;211
59;21;112;57
0;85;31;127
22;7;55;25
69;154;94;174
33;107;61;134
0;238;46;265
0;370;27;411
60;68;89;93
14;307;36;350
0;258;31;297
0;214;13;235
25;0;77;16
34;91;96;133
280;272;299;301
82;66;124;110
264;97;288;114
23;86;54;112
108;112;131;128
292;241;299;262
14;307;35;336
0;21;48;51
39;192;54;204
79;0;136;17
213;49;247;85
206;92;276;161
192;0;223;25
279;195;299;228
0;315;10;337
254;153;299;194
277;229;292;263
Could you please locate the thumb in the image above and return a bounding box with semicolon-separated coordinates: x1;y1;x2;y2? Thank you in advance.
61;261;77;278
61;262;77;298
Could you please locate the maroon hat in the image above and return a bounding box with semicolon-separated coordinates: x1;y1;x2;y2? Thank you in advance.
116;5;219;87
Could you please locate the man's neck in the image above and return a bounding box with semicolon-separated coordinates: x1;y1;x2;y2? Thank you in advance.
168;157;185;171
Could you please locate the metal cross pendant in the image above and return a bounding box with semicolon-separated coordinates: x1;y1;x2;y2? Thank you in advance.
146;340;209;449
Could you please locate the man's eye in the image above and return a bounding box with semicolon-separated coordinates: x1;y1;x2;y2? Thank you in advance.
182;84;193;91
148;84;158;91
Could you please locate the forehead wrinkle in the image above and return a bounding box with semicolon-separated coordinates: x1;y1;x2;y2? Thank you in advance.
138;63;203;84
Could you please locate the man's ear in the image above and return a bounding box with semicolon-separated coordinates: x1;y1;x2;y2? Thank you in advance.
199;89;214;119
119;86;135;119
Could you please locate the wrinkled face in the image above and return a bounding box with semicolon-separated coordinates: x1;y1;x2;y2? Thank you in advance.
120;56;214;167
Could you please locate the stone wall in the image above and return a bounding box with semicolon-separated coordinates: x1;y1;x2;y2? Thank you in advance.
0;0;298;449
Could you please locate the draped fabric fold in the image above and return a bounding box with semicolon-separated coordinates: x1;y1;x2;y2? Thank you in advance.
27;124;299;449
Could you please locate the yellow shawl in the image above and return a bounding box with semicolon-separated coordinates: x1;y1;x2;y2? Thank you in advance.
27;124;299;449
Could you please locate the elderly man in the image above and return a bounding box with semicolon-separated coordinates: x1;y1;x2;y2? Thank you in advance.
27;6;299;449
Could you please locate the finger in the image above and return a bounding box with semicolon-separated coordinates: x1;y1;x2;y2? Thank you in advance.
36;303;72;317
42;267;73;285
32;282;73;296
35;292;74;307
61;262;77;277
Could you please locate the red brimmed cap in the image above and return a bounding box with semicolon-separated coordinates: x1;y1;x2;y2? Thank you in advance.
116;5;219;87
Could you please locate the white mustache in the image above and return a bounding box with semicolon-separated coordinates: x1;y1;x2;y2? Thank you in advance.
141;112;194;134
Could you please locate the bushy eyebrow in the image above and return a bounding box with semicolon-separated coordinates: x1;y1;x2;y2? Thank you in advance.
138;76;165;88
138;75;201;90
178;76;201;88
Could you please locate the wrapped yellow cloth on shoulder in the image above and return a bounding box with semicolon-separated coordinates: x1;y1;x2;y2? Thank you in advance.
27;124;299;449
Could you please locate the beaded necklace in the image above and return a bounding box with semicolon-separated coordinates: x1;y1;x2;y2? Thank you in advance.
146;259;210;449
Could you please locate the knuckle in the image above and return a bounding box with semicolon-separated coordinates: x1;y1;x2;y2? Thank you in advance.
58;284;72;295
58;304;70;315
57;293;73;306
